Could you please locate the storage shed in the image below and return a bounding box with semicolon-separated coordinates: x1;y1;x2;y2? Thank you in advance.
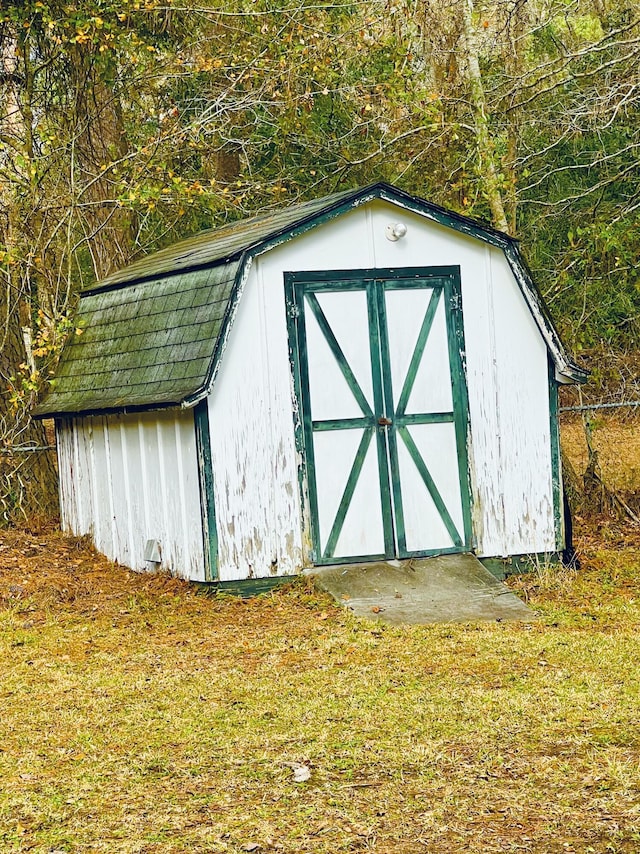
36;183;586;587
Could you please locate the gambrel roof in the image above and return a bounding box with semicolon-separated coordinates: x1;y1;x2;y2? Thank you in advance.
35;182;586;418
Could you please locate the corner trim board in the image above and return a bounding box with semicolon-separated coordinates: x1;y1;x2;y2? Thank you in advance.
194;400;218;580
548;357;564;552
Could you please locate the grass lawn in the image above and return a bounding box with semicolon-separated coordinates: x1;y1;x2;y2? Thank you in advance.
1;518;639;854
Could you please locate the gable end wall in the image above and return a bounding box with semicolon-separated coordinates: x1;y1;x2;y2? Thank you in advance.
206;201;558;580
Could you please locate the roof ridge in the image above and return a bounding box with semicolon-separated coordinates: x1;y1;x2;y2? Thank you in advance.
87;184;372;294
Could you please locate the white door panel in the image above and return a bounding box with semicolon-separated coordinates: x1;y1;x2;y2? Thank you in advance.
304;301;364;421
396;431;456;552
333;437;386;558
315;290;375;411
406;299;454;414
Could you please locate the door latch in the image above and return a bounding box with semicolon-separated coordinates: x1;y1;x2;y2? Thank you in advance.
378;416;392;427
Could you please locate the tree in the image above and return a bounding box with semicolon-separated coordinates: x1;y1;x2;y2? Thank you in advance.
0;0;638;518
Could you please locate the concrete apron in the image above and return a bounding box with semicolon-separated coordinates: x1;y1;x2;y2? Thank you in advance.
306;553;535;625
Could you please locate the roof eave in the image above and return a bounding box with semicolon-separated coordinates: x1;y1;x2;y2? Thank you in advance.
33;398;190;421
84;182;513;296
36;183;586;419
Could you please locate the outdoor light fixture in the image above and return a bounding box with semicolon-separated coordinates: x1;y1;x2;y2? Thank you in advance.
386;222;408;241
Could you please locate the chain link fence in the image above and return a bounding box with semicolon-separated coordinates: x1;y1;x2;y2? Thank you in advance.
0;444;59;524
1;406;638;527
560;403;640;518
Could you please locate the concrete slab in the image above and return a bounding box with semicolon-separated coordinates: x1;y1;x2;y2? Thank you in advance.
306;553;535;625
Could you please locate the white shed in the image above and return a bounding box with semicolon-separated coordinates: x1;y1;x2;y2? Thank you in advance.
36;183;585;590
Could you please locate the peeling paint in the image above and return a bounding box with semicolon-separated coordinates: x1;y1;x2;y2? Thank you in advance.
207;259;304;581
57;410;205;580
57;198;564;586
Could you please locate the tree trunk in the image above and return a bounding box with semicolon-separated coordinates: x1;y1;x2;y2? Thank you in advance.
503;0;528;235
461;0;510;233
69;48;137;281
0;28;59;522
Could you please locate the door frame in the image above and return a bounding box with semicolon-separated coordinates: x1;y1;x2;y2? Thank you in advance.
285;266;473;566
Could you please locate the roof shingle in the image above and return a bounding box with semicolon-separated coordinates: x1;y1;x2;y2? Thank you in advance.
36;262;239;415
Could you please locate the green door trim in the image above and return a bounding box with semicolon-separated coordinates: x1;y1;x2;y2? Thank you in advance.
285;266;474;566
291;277;392;564
443;272;474;552
367;281;397;559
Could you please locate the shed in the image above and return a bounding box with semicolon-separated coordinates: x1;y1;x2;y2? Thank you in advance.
36;183;586;588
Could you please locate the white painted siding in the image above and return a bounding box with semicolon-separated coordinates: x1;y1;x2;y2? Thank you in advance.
57;410;205;581
490;248;555;554
206;199;556;578
207;260;305;581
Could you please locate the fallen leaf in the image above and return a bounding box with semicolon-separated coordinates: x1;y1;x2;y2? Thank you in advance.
294;764;311;782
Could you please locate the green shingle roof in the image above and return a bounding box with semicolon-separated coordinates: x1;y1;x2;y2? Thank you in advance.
96;186;360;289
36;262;240;415
35;182;585;418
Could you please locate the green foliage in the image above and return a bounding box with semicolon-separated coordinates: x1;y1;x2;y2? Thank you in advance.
0;0;638;408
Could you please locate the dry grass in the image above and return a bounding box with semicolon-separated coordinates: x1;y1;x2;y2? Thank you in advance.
561;413;640;494
1;518;640;854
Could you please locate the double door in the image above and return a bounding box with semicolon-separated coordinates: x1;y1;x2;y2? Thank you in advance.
286;267;472;565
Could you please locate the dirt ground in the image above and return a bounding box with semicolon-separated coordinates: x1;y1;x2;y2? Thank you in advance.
1;414;640;853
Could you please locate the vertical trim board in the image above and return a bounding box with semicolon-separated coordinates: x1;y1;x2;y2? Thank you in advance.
120;420;137;568
102;419;117;561
284;276;313;565
138;418;151;536
174;418;191;572
548;357;564;551
156;420;170;562
56;419;74;534
195;400;218;580
71;419;83;533
88;419;100;545
444;270;474;550
369;282;396;557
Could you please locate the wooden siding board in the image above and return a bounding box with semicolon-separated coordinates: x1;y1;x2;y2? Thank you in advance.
106;418;130;565
57;420;78;534
56;410;205;580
